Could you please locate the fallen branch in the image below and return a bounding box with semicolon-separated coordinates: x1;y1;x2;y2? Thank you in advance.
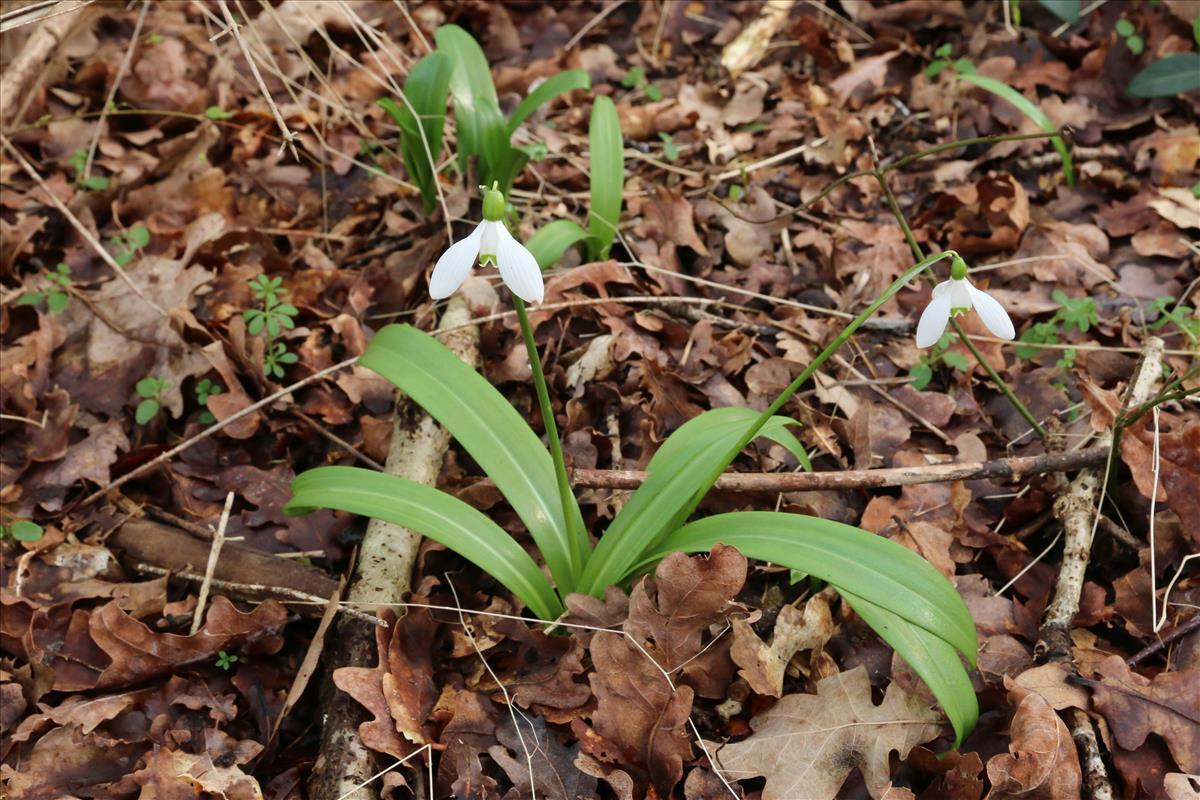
0;1;94;123
1037;336;1164;800
310;297;480;800
567;446;1108;492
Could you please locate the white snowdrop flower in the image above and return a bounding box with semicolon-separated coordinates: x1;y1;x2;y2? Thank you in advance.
429;187;544;304
916;255;1015;348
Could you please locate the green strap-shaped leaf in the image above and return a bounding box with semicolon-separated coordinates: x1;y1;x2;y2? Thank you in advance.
587;95;624;260
525;219;589;271
435;24;499;171
577;408;810;595
956;72;1074;185
1127;53;1200;98
359;324;581;593
640;513;978;666
841;589;978;746
378;51;454;213
507;69;591;136
286;467;562;620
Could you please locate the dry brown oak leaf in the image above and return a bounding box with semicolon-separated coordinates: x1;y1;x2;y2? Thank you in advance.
1086;655;1200;774
984;693;1081;800
706;665;942;800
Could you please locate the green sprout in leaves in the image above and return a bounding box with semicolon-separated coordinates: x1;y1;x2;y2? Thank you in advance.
66;148;109;191
135;376;169;425
658;132;680;163
622;66;663;101
909;332;968;390
16;263;72;313
1;520;44;542
1115;18;1144;55
244;275;299;380
215;650;239;670
205;105;234;120
195;378;223;425
1051;289;1098;333
1148;297;1200;344
109;224;150;267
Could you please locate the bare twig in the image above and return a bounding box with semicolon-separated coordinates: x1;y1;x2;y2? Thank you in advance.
1127;613;1200;666
216;0;298;159
191;492;235;634
563;447;1108;492
82;0;148;179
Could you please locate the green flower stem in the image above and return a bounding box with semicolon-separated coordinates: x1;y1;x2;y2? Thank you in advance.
690;251;957;513
513;297;586;585
874;169;1048;440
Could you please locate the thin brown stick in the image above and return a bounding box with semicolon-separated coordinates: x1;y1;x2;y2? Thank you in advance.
1126;613;1200;666
562;447;1108;492
191;491;234;634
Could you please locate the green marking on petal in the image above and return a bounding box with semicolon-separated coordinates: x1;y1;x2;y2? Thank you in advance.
479;252;497;266
950;306;969;317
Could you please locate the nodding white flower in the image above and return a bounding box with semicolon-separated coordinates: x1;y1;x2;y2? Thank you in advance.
916;256;1015;348
429;187;544;304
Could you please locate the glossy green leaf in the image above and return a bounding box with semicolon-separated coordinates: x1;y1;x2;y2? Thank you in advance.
378;51;454;213
435;24;498;171
1038;0;1079;23
577;407;811;595
525;219;589;271
956;72;1074;185
286;467;562;619
359;324;582;592
1127;53;1200;98
843;590;978;746
475;96;522;193
637;512;979;667
507;69;591;135
586;95;624;260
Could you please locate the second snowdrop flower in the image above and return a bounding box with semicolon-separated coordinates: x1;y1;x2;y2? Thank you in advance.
430;187;544;304
916;255;1015;348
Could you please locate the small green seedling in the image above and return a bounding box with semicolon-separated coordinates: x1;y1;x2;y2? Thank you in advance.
66;148;109;191
195;378;223;425
1115;18;1144;55
16;263;72;313
622;66;663;102
215;651;239;670
135;376;170;425
109;224;150;267
244;275;299;380
205;105;234;120
658;132;680;163
1148;297;1199;345
1;520;44;542
910;332;969;390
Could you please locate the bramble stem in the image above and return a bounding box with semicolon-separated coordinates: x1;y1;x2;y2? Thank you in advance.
513;298;586;584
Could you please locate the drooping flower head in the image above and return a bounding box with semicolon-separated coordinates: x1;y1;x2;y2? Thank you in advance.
916;255;1015;348
429;186;544;303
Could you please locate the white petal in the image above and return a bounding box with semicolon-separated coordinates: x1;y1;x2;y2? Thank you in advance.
496;223;544;303
916;283;954;348
950;278;973;310
966;283;1015;340
479;220;499;264
429;222;485;299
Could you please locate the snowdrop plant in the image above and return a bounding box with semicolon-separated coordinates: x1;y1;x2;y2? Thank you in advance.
288;238;983;745
916;255;1015;348
430;186;544;303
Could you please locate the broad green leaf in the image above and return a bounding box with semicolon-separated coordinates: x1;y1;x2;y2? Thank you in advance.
842;590;978;746
286;467;562;619
359;325;583;592
507;69;591;136
135;399;159;425
1127;53;1200;98
576;407;812;595
10;520;44;542
15;292;43;306
435;24;498;171
475;96;519;192
1038;0;1079;23
637;512;979;667
127;224;150;249
647;407;811;475
586;95;624;260
379;51;454;213
956;72;1074;185
525;219;588;271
